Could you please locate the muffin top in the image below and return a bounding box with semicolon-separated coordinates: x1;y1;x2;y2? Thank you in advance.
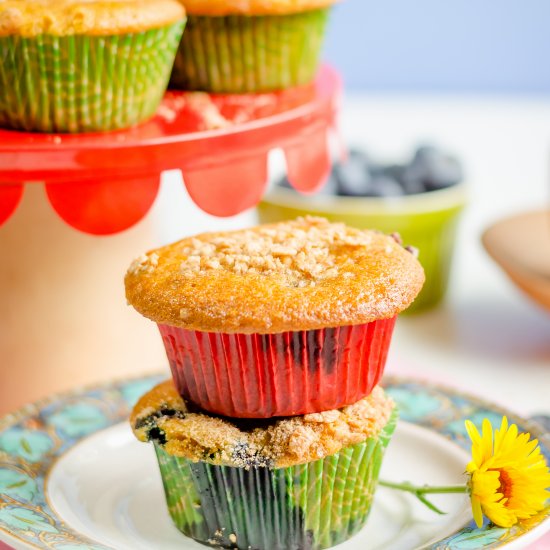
179;0;338;16
0;0;185;37
125;217;425;333
131;380;395;468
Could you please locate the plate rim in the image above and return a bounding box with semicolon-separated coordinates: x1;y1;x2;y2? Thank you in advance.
2;372;548;440
0;373;549;550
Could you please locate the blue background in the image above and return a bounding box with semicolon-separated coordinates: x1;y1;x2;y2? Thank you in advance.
323;0;550;93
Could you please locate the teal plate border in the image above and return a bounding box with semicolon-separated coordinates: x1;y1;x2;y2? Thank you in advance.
0;374;549;550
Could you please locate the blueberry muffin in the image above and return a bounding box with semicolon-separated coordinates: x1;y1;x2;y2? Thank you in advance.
131;379;397;550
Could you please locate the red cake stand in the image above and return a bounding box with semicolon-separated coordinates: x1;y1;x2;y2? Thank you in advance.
0;66;341;235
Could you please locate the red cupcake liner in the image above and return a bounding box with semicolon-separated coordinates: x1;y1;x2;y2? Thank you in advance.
158;317;396;418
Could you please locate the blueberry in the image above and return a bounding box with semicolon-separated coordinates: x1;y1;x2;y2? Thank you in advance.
348;148;370;163
411;145;463;190
425;154;463;190
349;149;385;178
412;145;440;163
231;441;272;468
147;427;167;445
367;176;405;197
334;156;371;197
316;173;339;195
277;176;294;190
382;164;405;182
400;165;427;195
367;162;386;179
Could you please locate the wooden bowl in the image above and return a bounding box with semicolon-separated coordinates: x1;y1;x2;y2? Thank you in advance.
482;210;550;310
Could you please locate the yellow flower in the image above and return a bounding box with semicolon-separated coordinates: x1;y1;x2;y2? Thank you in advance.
465;416;550;528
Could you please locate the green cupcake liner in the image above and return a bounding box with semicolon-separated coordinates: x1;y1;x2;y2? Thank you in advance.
0;21;185;133
170;10;329;93
155;410;397;550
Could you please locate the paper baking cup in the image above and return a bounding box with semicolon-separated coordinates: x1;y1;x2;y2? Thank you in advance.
170;9;329;92
0;21;185;133
159;317;396;418
155;410;397;550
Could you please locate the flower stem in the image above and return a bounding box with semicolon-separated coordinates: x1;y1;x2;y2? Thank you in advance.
379;480;468;494
378;480;468;515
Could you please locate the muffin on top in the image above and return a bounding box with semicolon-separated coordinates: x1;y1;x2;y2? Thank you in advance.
125;217;423;418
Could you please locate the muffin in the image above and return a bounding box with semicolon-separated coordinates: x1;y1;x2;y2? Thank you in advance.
170;0;338;92
125;217;424;418
131;380;397;550
0;0;186;133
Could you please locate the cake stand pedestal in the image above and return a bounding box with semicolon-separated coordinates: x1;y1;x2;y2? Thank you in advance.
0;186;165;414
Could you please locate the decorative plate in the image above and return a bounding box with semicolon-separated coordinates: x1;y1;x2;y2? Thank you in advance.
0;375;548;550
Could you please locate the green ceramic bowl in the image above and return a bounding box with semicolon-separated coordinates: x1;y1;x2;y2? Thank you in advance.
257;185;467;313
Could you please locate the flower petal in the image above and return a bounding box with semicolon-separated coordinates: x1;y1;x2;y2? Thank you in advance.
481;419;494;464
465;420;483;467
471;495;484;528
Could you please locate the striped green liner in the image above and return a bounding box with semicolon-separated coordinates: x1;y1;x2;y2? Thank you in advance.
0;20;185;133
170;10;329;93
155;410;397;550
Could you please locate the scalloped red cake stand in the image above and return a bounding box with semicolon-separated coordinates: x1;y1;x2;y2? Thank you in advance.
0;66;341;235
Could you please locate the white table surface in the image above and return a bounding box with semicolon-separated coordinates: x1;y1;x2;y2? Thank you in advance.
155;93;550;418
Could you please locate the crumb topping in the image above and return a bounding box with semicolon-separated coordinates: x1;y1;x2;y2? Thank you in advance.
131;380;395;468
0;0;185;37
128;252;159;275
179;217;371;287
124;216;425;333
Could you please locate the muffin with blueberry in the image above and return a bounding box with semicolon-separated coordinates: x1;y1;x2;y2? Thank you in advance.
0;0;186;132
170;0;339;92
125;217;424;418
131;379;397;550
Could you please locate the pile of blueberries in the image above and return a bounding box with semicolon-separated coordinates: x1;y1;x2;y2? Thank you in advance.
279;145;464;197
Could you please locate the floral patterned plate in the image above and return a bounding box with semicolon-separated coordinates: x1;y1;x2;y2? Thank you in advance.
0;374;548;550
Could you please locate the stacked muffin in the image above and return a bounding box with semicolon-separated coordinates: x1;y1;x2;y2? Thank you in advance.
126;217;424;549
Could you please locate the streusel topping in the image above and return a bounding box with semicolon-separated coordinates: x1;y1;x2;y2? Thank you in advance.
179;217;373;287
0;0;185;37
131;380;396;468
128;253;159;275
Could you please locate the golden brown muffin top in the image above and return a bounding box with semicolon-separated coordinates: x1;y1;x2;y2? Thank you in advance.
125;217;425;333
179;0;338;16
0;0;185;37
131;380;395;468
